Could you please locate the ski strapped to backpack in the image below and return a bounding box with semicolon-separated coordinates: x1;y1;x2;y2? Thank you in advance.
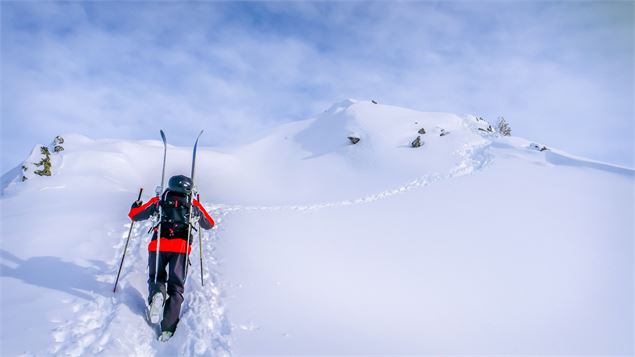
184;130;204;282
197;193;204;286
154;129;168;284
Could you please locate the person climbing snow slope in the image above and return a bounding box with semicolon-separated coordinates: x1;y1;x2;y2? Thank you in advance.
128;174;215;342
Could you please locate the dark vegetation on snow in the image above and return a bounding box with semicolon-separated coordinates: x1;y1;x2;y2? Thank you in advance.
22;135;65;181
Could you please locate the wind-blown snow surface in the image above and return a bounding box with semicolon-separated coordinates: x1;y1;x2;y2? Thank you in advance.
1;100;633;355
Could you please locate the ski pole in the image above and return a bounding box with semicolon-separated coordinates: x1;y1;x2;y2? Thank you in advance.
197;193;204;286
113;187;144;293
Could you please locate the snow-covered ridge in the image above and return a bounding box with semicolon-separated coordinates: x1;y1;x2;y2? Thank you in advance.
3;99;631;201
1;100;633;356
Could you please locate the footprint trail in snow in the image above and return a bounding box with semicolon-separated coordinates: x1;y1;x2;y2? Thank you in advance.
50;216;232;356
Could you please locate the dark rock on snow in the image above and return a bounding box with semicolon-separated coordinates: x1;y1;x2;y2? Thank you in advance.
411;136;422;148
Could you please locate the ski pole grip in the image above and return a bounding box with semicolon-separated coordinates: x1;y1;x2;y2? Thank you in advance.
137;187;144;200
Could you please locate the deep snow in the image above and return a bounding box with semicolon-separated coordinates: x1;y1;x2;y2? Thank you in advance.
1;99;633;356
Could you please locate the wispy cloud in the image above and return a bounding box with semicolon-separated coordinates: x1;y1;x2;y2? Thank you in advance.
1;1;632;170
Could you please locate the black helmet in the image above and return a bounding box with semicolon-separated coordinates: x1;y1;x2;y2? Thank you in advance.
168;175;193;194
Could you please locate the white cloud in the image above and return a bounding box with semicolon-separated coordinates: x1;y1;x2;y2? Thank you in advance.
1;1;632;170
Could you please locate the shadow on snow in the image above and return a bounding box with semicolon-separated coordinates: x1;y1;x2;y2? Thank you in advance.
1;249;111;300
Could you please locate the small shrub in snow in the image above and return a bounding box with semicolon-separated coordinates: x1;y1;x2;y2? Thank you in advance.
411;136;422;148
418;128;426;134
20;136;64;182
440;129;450;136
33;146;52;176
371;100;378;104
478;125;494;133
496;117;512;136
348;136;360;145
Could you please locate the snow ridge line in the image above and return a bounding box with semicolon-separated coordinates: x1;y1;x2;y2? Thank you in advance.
207;140;494;213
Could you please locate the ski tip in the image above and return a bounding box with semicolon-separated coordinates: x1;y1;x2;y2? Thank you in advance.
193;130;204;147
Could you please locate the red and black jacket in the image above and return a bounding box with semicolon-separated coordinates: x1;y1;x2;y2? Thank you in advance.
128;190;215;254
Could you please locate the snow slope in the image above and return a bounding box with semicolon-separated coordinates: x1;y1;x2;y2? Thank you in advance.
1;99;633;356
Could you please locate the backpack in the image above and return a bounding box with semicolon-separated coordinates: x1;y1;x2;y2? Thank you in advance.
159;190;192;238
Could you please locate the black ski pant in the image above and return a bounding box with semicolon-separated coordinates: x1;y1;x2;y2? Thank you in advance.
148;251;188;333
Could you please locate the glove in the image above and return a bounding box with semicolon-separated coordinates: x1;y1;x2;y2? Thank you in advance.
131;199;143;208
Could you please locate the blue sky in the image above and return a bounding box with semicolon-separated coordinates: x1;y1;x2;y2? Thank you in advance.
1;1;633;171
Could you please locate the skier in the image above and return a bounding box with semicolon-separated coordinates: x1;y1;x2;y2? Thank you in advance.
128;174;215;342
